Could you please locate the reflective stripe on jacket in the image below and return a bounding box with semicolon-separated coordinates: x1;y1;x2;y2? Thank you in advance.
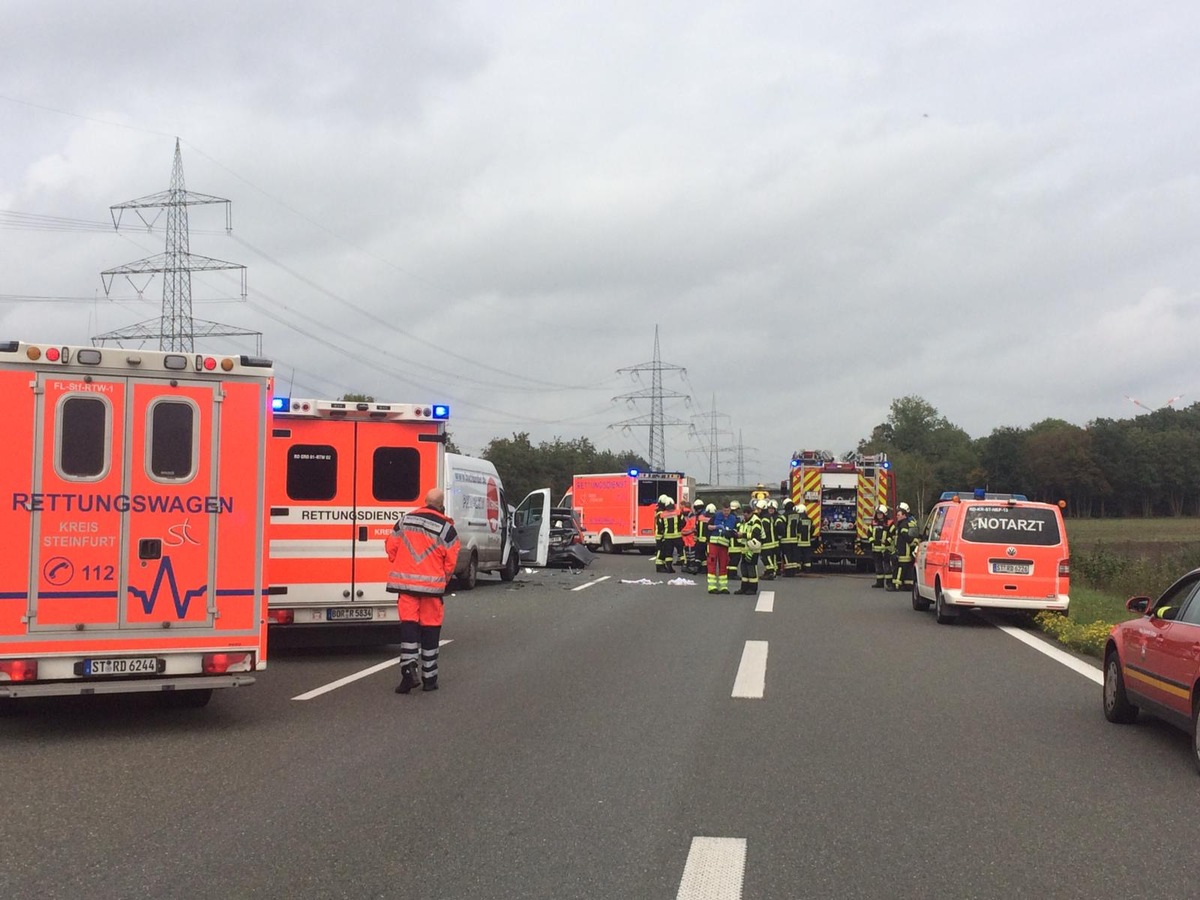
386;507;460;596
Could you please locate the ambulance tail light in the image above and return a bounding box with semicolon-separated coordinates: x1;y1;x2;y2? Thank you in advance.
1058;558;1071;577
0;659;38;682
202;652;254;674
948;553;964;573
267;609;294;625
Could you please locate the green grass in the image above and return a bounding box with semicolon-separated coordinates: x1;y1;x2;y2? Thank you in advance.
1033;518;1200;656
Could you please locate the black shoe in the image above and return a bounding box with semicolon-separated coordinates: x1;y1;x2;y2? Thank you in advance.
395;661;420;694
421;678;439;692
708;589;718;594
870;583;884;589
885;584;897;592
655;564;668;573
717;588;731;594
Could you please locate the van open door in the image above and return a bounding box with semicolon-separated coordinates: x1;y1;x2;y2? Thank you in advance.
513;489;551;567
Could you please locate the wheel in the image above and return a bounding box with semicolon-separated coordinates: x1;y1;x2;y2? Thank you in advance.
600;534;615;554
912;579;931;612
460;552;478;590
162;688;213;709
499;547;518;582
1103;652;1139;724
934;588;956;625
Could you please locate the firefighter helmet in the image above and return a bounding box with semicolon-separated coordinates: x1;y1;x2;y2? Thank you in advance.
898;501;911;513
659;494;673;505
755;499;768;511
746;538;763;553
705;503;716;514
693;499;704;509
729;500;741;510
782;498;793;510
877;505;888;516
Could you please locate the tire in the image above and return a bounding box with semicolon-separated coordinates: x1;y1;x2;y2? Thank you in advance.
934;588;956;625
499;547;518;582
912;579;931;612
600;534;615;554
460;552;478;590
1103;652;1139;724
163;688;214;709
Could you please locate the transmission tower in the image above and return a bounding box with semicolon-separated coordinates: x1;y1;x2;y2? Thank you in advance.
94;138;261;353
611;324;689;471
719;428;759;486
690;393;733;484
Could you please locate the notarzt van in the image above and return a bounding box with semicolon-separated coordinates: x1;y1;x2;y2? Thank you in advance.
913;492;1070;624
559;471;693;553
265;397;448;637
0;340;273;707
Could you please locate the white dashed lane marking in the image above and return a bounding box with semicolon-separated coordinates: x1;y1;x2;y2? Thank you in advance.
571;575;611;592
755;590;774;612
676;836;747;900
732;640;768;699
292;640;454;700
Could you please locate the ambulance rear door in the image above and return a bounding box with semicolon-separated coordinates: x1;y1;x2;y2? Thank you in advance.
30;375;221;632
351;420;444;603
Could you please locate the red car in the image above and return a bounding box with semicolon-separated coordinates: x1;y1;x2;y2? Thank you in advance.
1103;568;1200;772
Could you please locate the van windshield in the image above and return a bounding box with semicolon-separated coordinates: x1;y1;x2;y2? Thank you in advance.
962;505;1061;545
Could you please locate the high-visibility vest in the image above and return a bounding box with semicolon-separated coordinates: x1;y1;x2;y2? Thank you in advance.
386;507;460;596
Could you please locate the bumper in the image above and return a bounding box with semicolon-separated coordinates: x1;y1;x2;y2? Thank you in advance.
0;674;254;699
941;587;1070;613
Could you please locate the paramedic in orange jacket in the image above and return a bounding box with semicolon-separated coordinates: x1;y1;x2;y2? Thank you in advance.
386;487;460;694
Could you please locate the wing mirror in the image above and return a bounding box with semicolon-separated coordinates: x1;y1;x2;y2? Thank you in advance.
1126;596;1151;614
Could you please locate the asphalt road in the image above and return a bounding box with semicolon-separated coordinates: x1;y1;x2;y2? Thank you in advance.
2;553;1198;899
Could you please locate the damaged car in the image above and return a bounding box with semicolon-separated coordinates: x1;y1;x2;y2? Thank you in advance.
512;489;595;569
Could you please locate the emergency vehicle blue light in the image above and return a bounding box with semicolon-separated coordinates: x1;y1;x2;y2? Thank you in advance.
627;468;639;477
432;404;450;419
974;487;987;500
790;459;800;468
881;461;892;470
271;397;289;412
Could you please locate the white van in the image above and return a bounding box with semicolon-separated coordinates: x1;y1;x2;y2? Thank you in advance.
444;453;520;588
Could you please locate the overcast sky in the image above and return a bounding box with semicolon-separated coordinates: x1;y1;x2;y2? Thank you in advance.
3;1;1197;485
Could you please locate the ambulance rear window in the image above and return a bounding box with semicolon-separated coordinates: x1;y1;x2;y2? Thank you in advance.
962;506;1061;546
150;401;196;480
287;444;337;500
59;396;108;478
372;447;421;502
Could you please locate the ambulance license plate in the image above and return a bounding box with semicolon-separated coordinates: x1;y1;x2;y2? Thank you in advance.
991;561;1032;575
327;607;374;621
82;656;162;676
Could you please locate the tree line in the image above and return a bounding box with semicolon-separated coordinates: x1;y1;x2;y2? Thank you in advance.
858;395;1200;518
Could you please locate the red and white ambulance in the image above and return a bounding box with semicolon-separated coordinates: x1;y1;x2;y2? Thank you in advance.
265;397;449;638
0;340;273;707
559;470;693;553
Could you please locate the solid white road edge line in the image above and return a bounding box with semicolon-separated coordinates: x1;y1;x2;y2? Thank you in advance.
990;618;1103;685
571;575;611;592
732;640;768;699
755;590;774;613
292;639;454;700
676;836;747;900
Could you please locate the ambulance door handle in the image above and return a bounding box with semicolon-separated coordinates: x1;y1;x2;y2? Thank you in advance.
358;526;368;542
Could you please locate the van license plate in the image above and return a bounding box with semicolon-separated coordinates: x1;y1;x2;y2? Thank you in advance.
82;657;162;676
327;607;373;621
991;562;1032;575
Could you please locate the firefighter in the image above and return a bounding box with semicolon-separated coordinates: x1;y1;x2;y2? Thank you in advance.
780;498;801;576
737;500;768;595
869;505;890;588
760;499;781;580
704;502;731;593
690;500;711;576
890;502;920;593
726;500;743;583
654;494;684;573
795;502;814;572
386;487;460;694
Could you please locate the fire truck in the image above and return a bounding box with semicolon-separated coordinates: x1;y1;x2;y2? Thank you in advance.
0;340;273;707
264;397;449;638
559;470;694;553
785;450;894;567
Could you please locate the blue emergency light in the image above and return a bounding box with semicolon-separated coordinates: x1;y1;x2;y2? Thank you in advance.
271;396;289;412
627;467;640;477
432;404;450;420
881;461;891;470
790;459;800;468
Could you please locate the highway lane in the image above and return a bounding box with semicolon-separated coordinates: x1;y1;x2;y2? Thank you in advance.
2;554;1199;899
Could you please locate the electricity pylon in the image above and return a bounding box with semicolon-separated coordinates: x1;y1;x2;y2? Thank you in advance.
611;324;689;471
689;393;733;484
94;138;261;352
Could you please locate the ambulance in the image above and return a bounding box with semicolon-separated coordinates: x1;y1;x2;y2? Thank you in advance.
265;397;449;638
559;470;693;553
0;340;273;707
913;491;1070;624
